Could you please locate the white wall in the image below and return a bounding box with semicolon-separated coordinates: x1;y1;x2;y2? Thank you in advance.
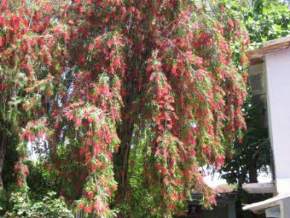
265;47;290;194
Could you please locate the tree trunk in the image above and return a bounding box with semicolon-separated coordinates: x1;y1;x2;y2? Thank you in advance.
248;161;261;218
115;119;134;202
249;161;258;183
0;132;7;189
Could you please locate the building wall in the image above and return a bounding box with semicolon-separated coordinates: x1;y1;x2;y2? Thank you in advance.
265;47;290;194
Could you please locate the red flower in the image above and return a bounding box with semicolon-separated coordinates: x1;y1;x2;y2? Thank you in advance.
215;155;225;169
95;36;102;48
112;56;121;69
0;83;7;91
10;15;21;30
84;205;93;213
202;145;211;157
171;63;178;76
75;118;82;127
93;143;101;155
0;16;4;26
78;202;85;209
190;148;196;157
0;0;7;10
87;116;94;123
0;36;4;48
86;191;94;200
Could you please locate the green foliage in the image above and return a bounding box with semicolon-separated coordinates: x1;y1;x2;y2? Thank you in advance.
25;161;59;201
0;189;7;215
1;160;66;217
245;0;290;46
222;94;270;185
221;0;290;47
221;0;289;186
2;139;18;191
221;1;289;217
123;127;185;218
4;191;73;218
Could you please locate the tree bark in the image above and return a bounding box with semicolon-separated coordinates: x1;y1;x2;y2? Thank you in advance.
249;160;258;183
114;73;136;206
0;132;7;189
115;115;134;203
248;160;261;218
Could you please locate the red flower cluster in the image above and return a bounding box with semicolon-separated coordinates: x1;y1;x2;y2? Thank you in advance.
0;0;249;216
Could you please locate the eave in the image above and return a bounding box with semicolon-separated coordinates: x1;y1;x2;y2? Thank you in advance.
243;194;290;214
248;35;290;65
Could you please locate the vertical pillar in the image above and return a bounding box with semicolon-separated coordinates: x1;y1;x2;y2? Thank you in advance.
280;198;290;218
228;202;236;218
265;47;290;194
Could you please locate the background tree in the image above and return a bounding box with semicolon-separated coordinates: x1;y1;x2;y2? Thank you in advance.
0;0;249;217
245;0;290;47
221;0;290;217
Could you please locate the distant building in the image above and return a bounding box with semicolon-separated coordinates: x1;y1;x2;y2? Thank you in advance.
175;185;237;218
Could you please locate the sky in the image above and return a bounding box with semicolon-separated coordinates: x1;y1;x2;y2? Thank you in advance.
203;167;272;189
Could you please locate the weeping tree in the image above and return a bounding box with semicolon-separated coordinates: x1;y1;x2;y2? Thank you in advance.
0;0;249;217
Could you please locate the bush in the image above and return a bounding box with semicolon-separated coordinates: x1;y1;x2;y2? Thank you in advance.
4;191;73;218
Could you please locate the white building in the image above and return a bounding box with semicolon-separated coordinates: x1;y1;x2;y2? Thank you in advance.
243;36;290;218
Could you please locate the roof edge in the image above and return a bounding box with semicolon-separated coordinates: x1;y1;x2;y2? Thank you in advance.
248;35;290;64
243;194;290;213
242;182;275;194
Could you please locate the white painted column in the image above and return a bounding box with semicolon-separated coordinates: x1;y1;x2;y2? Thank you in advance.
281;198;290;218
265;47;290;194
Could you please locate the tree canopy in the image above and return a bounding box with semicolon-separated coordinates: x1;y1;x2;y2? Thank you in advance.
227;0;290;47
0;0;249;217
